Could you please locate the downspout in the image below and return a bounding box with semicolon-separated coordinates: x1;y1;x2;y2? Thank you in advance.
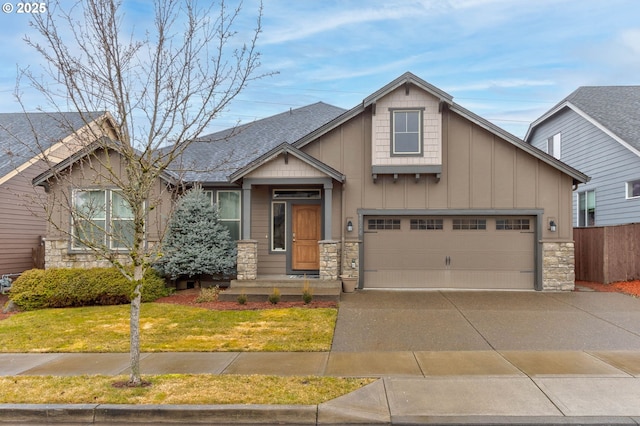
341;181;346;280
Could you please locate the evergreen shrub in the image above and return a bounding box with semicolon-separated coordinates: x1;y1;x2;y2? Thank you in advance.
9;267;169;311
155;186;236;280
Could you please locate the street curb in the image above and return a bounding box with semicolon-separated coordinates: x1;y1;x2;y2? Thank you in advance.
0;403;318;424
1;405;640;425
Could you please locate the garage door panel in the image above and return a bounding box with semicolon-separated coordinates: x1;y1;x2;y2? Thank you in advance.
363;216;535;290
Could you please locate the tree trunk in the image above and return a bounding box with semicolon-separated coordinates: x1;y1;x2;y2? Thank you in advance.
128;272;143;385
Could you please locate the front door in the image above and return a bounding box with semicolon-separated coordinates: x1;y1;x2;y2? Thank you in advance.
292;204;321;270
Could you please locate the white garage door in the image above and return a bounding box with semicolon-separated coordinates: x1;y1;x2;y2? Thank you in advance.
363;216;535;289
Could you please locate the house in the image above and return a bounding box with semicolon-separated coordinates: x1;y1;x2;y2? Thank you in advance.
34;73;588;291
525;86;640;227
0;111;116;276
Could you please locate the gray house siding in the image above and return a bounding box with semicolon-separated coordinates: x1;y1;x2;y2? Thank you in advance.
529;108;640;227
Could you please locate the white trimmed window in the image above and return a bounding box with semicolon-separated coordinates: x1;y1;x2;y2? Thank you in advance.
547;133;561;159
626;179;640;199
72;189;135;250
391;109;423;155
577;190;596;227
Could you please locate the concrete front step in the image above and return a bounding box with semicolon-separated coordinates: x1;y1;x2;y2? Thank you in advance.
220;278;342;302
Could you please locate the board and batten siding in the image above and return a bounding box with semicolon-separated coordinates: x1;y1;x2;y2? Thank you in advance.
529;107;640;227
303;103;573;242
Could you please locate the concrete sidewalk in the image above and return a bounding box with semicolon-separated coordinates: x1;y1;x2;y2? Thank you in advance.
3;350;640;424
4;290;640;424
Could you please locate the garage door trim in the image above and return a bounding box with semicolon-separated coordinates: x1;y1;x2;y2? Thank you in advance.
357;209;544;291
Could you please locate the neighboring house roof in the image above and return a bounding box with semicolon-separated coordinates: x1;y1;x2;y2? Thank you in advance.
0;111;106;183
525;86;640;157
168;102;347;184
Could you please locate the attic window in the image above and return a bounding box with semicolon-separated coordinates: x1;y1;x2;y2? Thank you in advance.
391;109;423;156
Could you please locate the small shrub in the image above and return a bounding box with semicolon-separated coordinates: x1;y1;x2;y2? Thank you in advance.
9;267;169;311
237;291;247;305
195;286;220;303
268;288;281;305
302;280;313;304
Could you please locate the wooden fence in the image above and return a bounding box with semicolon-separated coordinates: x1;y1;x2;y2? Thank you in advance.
574;223;640;284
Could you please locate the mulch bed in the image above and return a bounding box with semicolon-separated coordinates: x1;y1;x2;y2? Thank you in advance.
154;288;338;311
576;280;640;297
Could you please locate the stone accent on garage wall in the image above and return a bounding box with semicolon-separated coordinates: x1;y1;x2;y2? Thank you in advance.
319;240;340;280
542;241;575;291
341;241;360;279
236;240;258;280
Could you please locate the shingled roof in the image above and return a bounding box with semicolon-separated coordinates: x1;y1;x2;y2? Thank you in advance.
527;86;640;152
169;102;347;183
0;111;105;179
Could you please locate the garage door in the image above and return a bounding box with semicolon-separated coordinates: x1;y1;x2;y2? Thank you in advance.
363;216;535;289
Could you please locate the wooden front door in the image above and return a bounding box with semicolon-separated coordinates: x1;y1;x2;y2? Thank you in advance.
292;204;321;270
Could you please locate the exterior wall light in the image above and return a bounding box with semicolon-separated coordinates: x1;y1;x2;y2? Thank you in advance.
346;220;353;232
549;220;557;232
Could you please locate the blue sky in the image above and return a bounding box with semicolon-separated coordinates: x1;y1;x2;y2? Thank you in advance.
1;0;639;138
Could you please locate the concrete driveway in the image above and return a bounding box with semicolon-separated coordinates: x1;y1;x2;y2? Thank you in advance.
331;290;640;352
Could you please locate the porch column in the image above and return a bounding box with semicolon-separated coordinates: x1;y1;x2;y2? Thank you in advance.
236;240;258;280
323;182;333;240
242;181;251;239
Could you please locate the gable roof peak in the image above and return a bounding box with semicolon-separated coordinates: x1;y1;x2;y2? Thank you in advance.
363;72;454;107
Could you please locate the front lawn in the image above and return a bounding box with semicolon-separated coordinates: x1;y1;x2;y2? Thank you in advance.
0;303;337;352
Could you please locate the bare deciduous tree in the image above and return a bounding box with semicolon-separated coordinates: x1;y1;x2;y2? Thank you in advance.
16;0;266;386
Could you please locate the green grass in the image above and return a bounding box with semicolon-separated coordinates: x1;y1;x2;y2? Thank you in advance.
0;303;337;352
0;375;374;405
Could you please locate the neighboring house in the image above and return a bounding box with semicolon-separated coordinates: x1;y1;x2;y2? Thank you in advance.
35;73;588;291
525;86;640;227
0;111;116;276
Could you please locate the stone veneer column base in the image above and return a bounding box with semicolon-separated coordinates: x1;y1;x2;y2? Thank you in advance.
542;241;575;291
319;240;340;280
236;240;258;280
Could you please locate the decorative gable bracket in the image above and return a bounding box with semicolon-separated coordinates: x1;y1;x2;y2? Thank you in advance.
371;165;442;184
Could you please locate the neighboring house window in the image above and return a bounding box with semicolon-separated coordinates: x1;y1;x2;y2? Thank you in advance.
391;109;423;155
72;189;135;250
626;179;640;199
547;133;561;159
578;190;596;227
217;190;241;240
272;201;286;251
